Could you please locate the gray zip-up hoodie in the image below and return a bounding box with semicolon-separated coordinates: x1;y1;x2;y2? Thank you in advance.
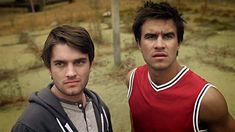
12;84;113;132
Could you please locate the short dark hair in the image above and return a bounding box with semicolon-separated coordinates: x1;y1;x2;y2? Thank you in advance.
41;25;95;68
132;1;185;43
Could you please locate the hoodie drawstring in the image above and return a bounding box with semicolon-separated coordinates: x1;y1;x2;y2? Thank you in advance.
102;107;109;131
56;117;73;132
56;118;66;132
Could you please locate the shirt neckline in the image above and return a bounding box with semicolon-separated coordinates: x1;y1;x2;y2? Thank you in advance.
148;66;189;92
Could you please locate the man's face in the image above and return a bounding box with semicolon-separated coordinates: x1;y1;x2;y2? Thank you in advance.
49;44;91;99
139;19;180;71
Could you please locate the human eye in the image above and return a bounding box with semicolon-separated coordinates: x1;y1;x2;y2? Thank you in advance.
144;33;157;40
54;61;64;67
163;32;175;40
74;59;87;66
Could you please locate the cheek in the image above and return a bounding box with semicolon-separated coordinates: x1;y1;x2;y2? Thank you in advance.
169;47;179;57
80;67;91;76
50;69;63;79
141;47;151;56
138;43;147;52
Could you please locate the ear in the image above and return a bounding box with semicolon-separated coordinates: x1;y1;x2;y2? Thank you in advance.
48;68;52;76
137;41;141;50
176;43;180;56
177;43;181;50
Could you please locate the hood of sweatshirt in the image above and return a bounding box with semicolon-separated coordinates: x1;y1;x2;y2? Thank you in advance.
27;83;111;132
28;83;78;132
29;84;67;118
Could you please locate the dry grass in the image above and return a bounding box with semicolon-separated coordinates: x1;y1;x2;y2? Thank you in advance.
1;0;234;36
0;0;149;36
0;1;95;36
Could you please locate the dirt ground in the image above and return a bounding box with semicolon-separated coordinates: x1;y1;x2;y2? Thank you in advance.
0;0;235;132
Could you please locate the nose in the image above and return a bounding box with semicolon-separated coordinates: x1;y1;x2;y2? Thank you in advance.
153;36;165;50
65;64;76;79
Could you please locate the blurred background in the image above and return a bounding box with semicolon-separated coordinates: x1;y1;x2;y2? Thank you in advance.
0;0;235;131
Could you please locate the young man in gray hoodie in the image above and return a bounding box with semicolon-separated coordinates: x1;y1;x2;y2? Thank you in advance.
12;25;113;132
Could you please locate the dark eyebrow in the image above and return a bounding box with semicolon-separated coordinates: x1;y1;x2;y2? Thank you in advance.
163;32;175;36
74;57;88;62
144;33;157;38
52;57;88;63
145;33;157;36
52;60;65;64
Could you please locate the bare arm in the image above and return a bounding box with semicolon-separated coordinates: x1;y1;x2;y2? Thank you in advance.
199;87;235;132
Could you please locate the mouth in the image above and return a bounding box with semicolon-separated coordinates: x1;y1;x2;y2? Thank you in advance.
64;80;80;86
152;52;168;58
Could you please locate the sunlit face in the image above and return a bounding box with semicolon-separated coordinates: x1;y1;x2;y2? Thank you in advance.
49;44;91;100
138;19;180;71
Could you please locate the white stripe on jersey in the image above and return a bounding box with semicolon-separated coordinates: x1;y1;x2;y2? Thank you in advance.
127;68;137;99
193;83;215;132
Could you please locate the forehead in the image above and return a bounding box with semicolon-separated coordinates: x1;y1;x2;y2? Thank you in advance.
141;19;176;34
51;44;88;60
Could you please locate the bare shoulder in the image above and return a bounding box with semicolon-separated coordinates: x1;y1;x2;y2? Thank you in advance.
199;86;235;131
200;87;228;121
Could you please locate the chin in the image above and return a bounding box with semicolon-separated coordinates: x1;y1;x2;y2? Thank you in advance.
152;64;169;70
64;88;81;95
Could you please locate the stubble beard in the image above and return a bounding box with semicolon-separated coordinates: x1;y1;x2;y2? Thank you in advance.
55;84;84;97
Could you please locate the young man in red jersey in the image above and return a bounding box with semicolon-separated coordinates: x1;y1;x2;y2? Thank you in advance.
126;1;235;132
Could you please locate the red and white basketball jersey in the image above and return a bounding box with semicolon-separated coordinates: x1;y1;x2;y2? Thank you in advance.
128;64;213;132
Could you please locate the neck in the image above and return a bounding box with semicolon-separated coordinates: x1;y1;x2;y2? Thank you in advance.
51;85;86;104
148;63;182;85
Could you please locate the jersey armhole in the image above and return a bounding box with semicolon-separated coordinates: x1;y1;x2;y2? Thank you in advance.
193;83;215;132
127;68;137;99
